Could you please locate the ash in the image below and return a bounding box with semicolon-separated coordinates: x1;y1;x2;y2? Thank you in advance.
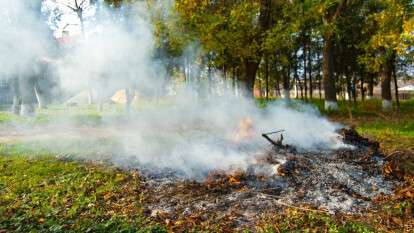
138;128;397;228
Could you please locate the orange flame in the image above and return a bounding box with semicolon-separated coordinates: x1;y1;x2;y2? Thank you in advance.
228;176;241;185
233;117;255;143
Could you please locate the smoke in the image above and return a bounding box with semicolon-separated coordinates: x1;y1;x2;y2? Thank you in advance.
0;0;55;78
113;96;346;178
0;0;348;179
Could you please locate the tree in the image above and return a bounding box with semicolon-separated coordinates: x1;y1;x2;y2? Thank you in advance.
360;0;414;111
319;0;348;110
44;0;97;37
175;0;280;97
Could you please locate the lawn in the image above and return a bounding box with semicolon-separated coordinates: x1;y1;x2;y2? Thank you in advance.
0;155;165;232
0;99;413;232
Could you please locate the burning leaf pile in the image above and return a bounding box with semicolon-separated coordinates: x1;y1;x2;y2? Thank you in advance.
138;128;397;230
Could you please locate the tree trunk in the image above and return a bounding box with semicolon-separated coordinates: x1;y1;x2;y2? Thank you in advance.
380;62;392;111
352;73;357;104
303;40;308;100
323;35;338;110
11;76;21;115
360;69;365;101
367;73;374;99
318;58;322;100
265;55;269;99
34;84;45;109
286;64;291;99
243;59;260;98
208;64;213;97
308;43;313;99
125;88;134;113
392;59;400;111
282;67;290;100
19;75;37;116
232;66;238;96
275;70;281;97
78;9;85;37
294;65;301;100
321;0;347;109
345;75;352;102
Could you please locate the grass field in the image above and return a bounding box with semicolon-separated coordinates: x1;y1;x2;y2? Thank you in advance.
0;99;413;232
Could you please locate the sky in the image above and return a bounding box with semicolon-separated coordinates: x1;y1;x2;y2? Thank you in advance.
42;0;96;38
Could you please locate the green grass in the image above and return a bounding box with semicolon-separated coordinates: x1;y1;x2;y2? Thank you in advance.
258;209;375;233
0;155;165;233
356;119;414;151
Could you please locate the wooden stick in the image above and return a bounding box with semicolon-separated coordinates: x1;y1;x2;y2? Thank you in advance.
263;130;285;135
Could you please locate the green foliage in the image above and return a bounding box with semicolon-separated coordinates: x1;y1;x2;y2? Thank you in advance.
359;0;414;72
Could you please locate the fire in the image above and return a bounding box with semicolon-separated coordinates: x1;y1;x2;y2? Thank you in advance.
233;117;255;143
228;175;241;185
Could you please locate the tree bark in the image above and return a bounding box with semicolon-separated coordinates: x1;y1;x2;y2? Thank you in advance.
380;62;392;111
360;69;365;101
11;76;21;115
19;75;37;116
232;66;238;96
295;64;301;100
275;68;281;97
285;64;291;99
308;42;313;99
207;64;213;97
345;75;352;101
243;59;260;98
367;73;374;99
265;55;269;99
322;0;347;110
323;35;338;110
303;37;308;100
392;58;400;111
352;73;357;104
318;74;322;100
34;84;45;109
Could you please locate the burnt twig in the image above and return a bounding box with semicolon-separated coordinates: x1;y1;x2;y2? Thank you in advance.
262;130;285;147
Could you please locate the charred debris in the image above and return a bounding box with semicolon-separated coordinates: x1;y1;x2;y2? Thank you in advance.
136;128;397;229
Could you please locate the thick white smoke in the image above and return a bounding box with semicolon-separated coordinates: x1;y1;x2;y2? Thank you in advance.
0;0;347;179
0;0;55;78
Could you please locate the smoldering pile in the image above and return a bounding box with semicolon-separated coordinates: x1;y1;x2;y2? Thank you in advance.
138;128;396;229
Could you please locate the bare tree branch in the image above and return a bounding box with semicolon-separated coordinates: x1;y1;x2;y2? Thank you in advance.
79;0;87;8
62;23;79;31
53;0;77;12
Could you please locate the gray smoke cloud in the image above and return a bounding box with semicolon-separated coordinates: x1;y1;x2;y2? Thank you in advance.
0;0;55;78
0;0;348;179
